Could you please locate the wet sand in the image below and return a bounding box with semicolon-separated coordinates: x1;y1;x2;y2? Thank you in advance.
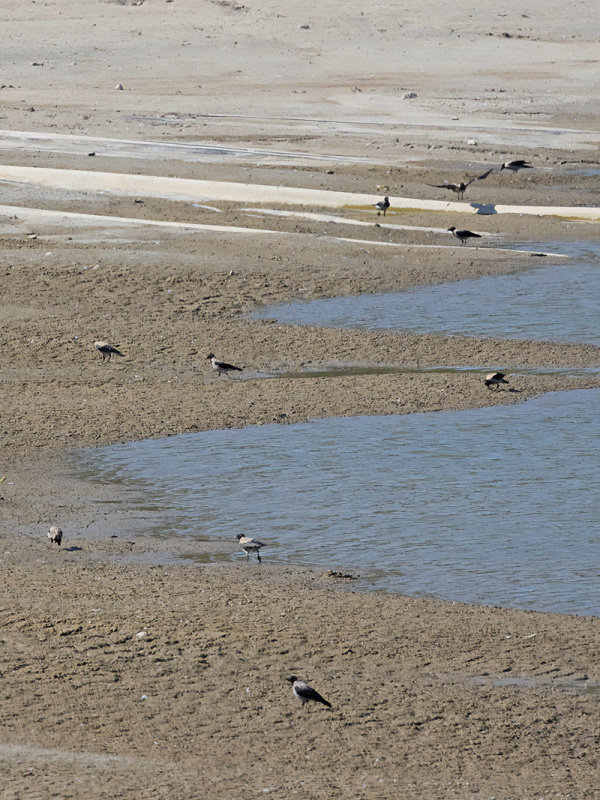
1;1;600;798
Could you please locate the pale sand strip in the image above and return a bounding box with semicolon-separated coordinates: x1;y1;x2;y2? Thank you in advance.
0;204;285;237
1;164;599;221
242;206;452;233
331;236;567;256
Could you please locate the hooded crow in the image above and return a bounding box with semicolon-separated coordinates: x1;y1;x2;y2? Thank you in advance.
207;353;243;378
287;676;332;708
484;371;509;389
373;196;390;216
95;341;124;361
48;525;63;546
427;167;493;200
500;160;533;173
236;533;266;562
447;226;482;245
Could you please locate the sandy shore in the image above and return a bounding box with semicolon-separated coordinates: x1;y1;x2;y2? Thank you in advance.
1;1;600;798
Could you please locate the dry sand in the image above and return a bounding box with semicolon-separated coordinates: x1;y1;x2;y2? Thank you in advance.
1;1;600;798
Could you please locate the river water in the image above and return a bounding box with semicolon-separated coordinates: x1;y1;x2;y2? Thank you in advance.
70;389;600;616
251;242;600;345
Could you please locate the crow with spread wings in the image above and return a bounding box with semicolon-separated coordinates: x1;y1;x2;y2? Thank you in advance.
427;167;493;200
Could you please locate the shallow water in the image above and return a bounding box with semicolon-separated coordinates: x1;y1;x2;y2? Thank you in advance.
251;242;600;345
70;389;600;616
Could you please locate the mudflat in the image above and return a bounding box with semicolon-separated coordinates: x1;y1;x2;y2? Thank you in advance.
1;1;599;798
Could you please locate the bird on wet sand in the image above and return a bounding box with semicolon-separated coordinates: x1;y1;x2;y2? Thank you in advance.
207;353;243;378
287;676;332;708
447;226;482;246
373;196;390;216
95;341;124;361
484;372;509;390
48;526;63;547
427;167;493;200
236;533;266;562
500;160;533;173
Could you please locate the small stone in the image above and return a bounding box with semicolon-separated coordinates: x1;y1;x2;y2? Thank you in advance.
403;92;417;99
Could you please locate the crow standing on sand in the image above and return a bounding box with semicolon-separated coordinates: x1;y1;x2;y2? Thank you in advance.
287;676;332;708
95;341;125;361
48;526;63;546
500;160;533;173
373;196;390;216
427;167;493;200
236;533;266;562
206;353;243;378
484;372;509;390
447;226;482;246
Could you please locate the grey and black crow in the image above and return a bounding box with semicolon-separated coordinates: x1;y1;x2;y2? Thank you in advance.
427;167;493;200
48;525;63;546
236;533;266;562
500;160;533;173
207;353;243;377
373;196;390;216
484;372;509;389
287;676;332;708
447;226;482;245
95;341;124;361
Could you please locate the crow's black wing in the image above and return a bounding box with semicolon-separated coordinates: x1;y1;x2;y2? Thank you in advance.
219;361;243;371
475;167;494;181
296;683;332;707
427;183;457;191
